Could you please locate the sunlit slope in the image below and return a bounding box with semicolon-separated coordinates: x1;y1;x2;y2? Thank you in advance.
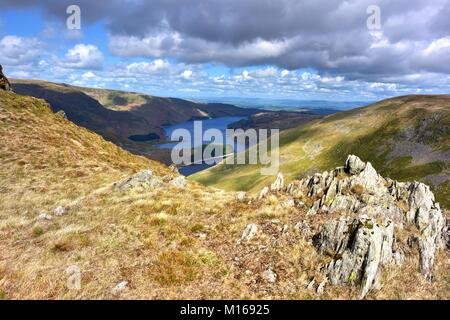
191;94;450;207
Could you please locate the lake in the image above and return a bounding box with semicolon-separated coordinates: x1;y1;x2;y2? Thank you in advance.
157;116;247;176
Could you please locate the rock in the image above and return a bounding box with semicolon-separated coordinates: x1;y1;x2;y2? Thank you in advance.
295;220;312;239
407;182;446;278
169;176;187;188
114;170;163;192
317;279;327;296
258;186;269;200
53;206;67;216
239;223;258;243
314;216;394;299
262;269;277;283
55;110;67;119
38;212;53;220
258;154;446;294
345;154;366;174
306;279;315;290
0;65;12;91
112;281;128;296
236;191;247;203
281;198;295;208
270;173;284;191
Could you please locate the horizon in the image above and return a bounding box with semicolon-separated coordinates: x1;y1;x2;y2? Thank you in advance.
1;1;450;103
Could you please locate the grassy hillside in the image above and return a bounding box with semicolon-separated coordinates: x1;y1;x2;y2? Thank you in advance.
0;90;448;299
191;94;450;208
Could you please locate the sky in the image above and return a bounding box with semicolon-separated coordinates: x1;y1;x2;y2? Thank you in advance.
0;0;449;102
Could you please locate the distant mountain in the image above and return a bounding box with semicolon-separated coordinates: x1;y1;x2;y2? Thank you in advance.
192;94;450;208
11;79;260;162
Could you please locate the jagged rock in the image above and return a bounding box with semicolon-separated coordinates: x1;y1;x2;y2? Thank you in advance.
0;65;12;92
314;216;394;299
239;223;258;243
270;173;284;191
345;154;366;174
306;279;315;290
262;269;277;283
114;170;163;192
406;182;446;278
260;154;446;296
53;206;67;216
258;186;269;200
169;176;187;188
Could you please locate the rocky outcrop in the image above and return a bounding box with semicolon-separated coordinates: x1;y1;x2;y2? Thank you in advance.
0;65;12;92
314;216;394;299
261;154;446;298
114;170;163;192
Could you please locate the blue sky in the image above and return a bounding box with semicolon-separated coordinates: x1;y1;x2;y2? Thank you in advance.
1;1;450;102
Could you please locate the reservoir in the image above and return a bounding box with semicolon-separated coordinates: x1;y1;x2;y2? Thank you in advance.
157;116;247;176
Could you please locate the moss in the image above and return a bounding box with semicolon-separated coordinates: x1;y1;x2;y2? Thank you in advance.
32;226;45;237
190;223;204;233
434;181;450;209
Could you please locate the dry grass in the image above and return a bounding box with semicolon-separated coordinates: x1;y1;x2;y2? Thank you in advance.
0;91;448;300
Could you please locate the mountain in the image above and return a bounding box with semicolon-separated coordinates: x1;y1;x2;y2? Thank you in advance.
191;94;450;208
11;79;260;163
0;90;448;299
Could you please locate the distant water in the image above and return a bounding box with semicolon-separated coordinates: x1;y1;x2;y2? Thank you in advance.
196;97;372;112
157;116;247;176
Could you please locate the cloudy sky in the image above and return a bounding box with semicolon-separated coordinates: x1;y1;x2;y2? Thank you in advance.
0;0;449;102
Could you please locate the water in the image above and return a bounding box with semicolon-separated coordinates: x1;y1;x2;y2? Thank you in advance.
157;116;247;176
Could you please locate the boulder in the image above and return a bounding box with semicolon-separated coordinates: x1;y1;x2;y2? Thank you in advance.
169;176;187;188
239;223;258;243
114;170;163;192
345;154;366;174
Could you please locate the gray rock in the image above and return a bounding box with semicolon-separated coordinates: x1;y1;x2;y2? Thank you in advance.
262;269;277;283
114;170;163;192
236;191;247;203
55;110;67;119
38;212;53;220
345;154;366;175
270;173;284;191
169;176;187;188
112;281;128;296
53;206;67;216
239;223;258;243
315;216;394;299
258;186;269;200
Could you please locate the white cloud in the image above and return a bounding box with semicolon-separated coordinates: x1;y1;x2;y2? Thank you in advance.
60;44;103;69
0;35;43;66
